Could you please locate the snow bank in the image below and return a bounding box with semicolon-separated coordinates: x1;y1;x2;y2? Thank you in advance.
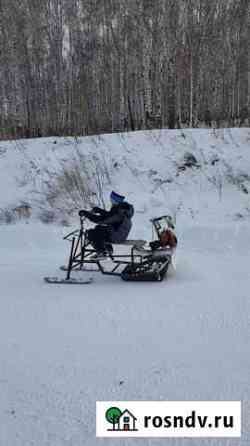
1;128;250;230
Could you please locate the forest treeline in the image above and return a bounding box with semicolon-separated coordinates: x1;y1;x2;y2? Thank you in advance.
0;0;249;139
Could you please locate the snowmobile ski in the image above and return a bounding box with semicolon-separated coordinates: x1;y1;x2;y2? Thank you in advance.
60;265;98;272
44;276;93;285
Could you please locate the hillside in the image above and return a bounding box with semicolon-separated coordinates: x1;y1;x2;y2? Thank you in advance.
1;128;250;231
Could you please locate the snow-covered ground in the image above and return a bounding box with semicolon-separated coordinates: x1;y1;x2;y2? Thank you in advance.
0;129;250;445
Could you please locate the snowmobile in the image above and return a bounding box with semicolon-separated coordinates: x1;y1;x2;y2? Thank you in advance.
44;215;177;285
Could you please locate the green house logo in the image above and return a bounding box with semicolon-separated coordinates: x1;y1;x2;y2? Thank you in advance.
105;407;138;432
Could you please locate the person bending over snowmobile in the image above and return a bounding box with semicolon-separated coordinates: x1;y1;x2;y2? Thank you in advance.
79;191;134;258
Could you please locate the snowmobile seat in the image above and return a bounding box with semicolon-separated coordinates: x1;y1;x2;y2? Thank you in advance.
134;245;174;258
112;239;146;247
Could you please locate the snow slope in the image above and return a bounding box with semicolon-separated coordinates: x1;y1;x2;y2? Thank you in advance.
0;128;250;445
1;128;250;227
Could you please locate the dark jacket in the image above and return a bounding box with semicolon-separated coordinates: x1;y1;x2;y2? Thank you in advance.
83;202;134;243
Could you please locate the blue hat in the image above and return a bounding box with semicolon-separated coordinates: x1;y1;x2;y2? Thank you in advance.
110;190;125;204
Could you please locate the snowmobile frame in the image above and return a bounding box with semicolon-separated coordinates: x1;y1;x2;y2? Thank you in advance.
59;216;173;282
